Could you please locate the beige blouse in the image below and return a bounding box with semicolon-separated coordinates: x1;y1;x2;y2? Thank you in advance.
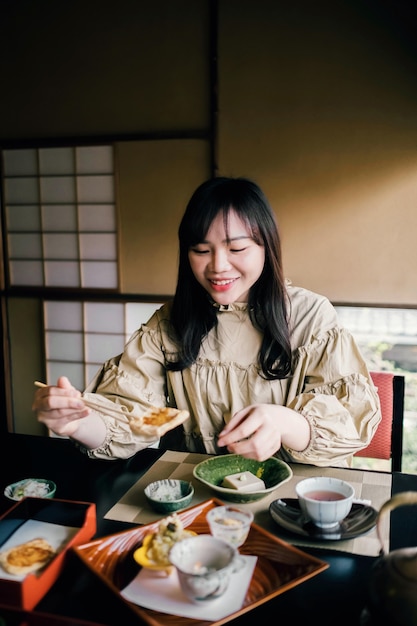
81;284;381;466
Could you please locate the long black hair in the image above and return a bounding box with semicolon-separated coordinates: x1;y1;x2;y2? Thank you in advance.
167;177;292;379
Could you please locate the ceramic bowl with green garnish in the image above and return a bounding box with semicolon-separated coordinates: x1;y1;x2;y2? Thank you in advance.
4;478;57;501
193;454;292;503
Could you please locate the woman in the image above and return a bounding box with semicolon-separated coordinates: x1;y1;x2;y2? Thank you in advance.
33;177;381;466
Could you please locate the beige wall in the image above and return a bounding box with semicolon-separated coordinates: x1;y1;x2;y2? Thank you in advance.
2;0;417;304
117;140;210;294
0;0;209;137
7;298;47;435
217;0;417;304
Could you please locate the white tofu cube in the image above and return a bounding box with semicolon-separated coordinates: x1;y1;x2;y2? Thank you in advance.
222;470;266;492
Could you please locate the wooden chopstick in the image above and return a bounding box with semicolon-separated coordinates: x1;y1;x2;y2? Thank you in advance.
34;380;129;424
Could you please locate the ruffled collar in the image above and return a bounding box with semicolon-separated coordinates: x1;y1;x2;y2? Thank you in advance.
211;301;249;312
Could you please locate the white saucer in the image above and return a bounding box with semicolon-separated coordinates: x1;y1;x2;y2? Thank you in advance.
269;498;377;541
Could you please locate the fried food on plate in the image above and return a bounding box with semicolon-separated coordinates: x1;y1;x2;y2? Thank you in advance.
0;538;56;576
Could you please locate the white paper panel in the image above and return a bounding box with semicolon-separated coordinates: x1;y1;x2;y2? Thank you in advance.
8;233;42;258
78;204;115;231
76;146;113;174
4;177;39;203
86;363;103;385
40;176;76;203
6;205;40;230
44;261;80;287
85;333;125;363
81;261;118;288
3;149;37;175
43;234;79;259
46;331;84;361
79;233;116;260
42;205;77;230
77;175;114;203
46;361;84;391
85;302;124;333
44;301;83;331
125;302;162;336
39;147;74;174
9;260;43;285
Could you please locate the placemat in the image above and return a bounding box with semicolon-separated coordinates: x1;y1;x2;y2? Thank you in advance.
105;450;391;557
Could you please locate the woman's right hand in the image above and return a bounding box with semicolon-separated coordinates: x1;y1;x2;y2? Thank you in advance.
32;376;91;437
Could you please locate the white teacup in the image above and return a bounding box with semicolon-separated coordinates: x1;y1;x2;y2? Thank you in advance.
295;476;354;528
169;534;244;603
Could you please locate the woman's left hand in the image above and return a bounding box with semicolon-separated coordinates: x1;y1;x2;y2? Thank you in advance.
217;404;310;461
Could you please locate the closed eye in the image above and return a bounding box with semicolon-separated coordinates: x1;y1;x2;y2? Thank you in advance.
190;247;209;254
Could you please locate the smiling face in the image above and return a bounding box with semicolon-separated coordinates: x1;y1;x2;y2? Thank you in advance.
188;209;265;305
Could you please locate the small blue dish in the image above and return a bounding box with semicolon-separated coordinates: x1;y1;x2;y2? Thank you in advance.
144;479;194;513
4;478;57;501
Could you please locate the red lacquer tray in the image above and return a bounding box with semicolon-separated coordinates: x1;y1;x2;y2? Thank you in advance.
73;498;329;626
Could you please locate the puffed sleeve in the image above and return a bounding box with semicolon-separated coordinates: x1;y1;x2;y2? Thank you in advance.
283;326;381;467
77;309;171;460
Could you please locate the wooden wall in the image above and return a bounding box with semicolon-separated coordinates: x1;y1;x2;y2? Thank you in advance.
217;0;417;305
2;0;417;304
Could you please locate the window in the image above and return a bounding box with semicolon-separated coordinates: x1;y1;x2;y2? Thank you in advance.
2;145;117;288
336;305;417;473
43;300;163;390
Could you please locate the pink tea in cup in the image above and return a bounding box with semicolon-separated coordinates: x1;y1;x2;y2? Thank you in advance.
296;477;354;528
304;490;346;501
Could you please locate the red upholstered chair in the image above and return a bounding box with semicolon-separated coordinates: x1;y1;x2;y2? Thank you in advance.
354;371;405;472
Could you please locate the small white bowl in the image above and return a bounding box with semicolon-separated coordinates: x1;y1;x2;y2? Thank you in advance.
4;478;56;501
295;476;354;528
169;534;244;603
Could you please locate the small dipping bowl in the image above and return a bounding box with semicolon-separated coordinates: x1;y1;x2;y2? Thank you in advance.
144;479;194;513
169;534;244;603
295;476;354;529
206;505;254;547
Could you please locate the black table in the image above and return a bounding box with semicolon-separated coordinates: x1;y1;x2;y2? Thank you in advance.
1;433;417;626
